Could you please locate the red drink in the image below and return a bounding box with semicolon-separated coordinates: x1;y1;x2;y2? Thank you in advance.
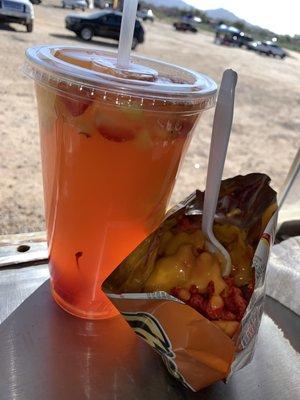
25;46;216;319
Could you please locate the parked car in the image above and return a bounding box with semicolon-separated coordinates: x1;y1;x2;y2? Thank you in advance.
266;42;286;58
173;21;197;33
216;32;253;47
62;0;87;11
214;25;252;47
248;41;263;53
94;0;110;8
0;0;34;32
248;41;286;58
65;10;145;49
235;32;253;48
137;8;154;22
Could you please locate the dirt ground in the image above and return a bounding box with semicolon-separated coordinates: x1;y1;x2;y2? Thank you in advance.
0;1;299;234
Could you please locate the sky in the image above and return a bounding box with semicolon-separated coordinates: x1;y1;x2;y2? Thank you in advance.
186;0;300;36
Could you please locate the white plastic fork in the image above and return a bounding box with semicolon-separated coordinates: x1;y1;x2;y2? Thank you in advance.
202;69;238;276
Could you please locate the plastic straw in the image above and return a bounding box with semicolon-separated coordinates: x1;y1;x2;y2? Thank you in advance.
117;0;138;69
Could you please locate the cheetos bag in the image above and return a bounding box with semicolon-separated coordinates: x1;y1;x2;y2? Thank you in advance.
103;173;277;391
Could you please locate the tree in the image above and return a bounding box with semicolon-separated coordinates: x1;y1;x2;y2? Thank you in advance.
233;21;246;31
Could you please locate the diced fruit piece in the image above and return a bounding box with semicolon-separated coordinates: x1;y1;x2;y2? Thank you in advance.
97;107;143;142
57;94;91;117
97;123;134;142
213;320;240;338
144;244;195;292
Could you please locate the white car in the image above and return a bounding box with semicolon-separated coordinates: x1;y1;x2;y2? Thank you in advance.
61;0;87;11
137;8;154;22
0;0;34;32
263;41;286;58
248;41;286;59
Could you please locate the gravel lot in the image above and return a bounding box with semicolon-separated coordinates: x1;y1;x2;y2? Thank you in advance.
0;1;299;234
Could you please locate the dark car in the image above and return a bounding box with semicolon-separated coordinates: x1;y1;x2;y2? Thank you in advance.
235;32;253;48
173;21;197;33
215;25;252;48
65;10;145;49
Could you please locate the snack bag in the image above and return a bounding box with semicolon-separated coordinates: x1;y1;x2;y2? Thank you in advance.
103;173;277;391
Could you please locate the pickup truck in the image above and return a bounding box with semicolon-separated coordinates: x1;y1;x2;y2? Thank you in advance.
0;0;34;32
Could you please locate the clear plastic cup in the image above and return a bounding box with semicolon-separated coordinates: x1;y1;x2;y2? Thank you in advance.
24;45;217;319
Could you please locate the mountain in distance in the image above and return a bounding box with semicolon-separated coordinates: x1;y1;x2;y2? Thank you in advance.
145;1;250;22
144;1;238;13
204;8;265;31
145;1;265;32
204;8;240;23
143;0;192;9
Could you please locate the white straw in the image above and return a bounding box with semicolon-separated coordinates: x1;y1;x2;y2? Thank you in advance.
117;0;139;69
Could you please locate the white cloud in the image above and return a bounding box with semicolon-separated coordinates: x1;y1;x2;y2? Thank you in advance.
186;0;300;35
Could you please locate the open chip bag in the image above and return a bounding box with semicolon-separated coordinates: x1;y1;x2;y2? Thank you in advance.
103;173;278;391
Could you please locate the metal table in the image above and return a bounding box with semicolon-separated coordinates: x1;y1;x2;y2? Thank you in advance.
0;262;299;400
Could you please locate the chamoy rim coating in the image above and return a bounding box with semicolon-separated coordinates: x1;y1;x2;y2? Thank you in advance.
25;45;217;110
